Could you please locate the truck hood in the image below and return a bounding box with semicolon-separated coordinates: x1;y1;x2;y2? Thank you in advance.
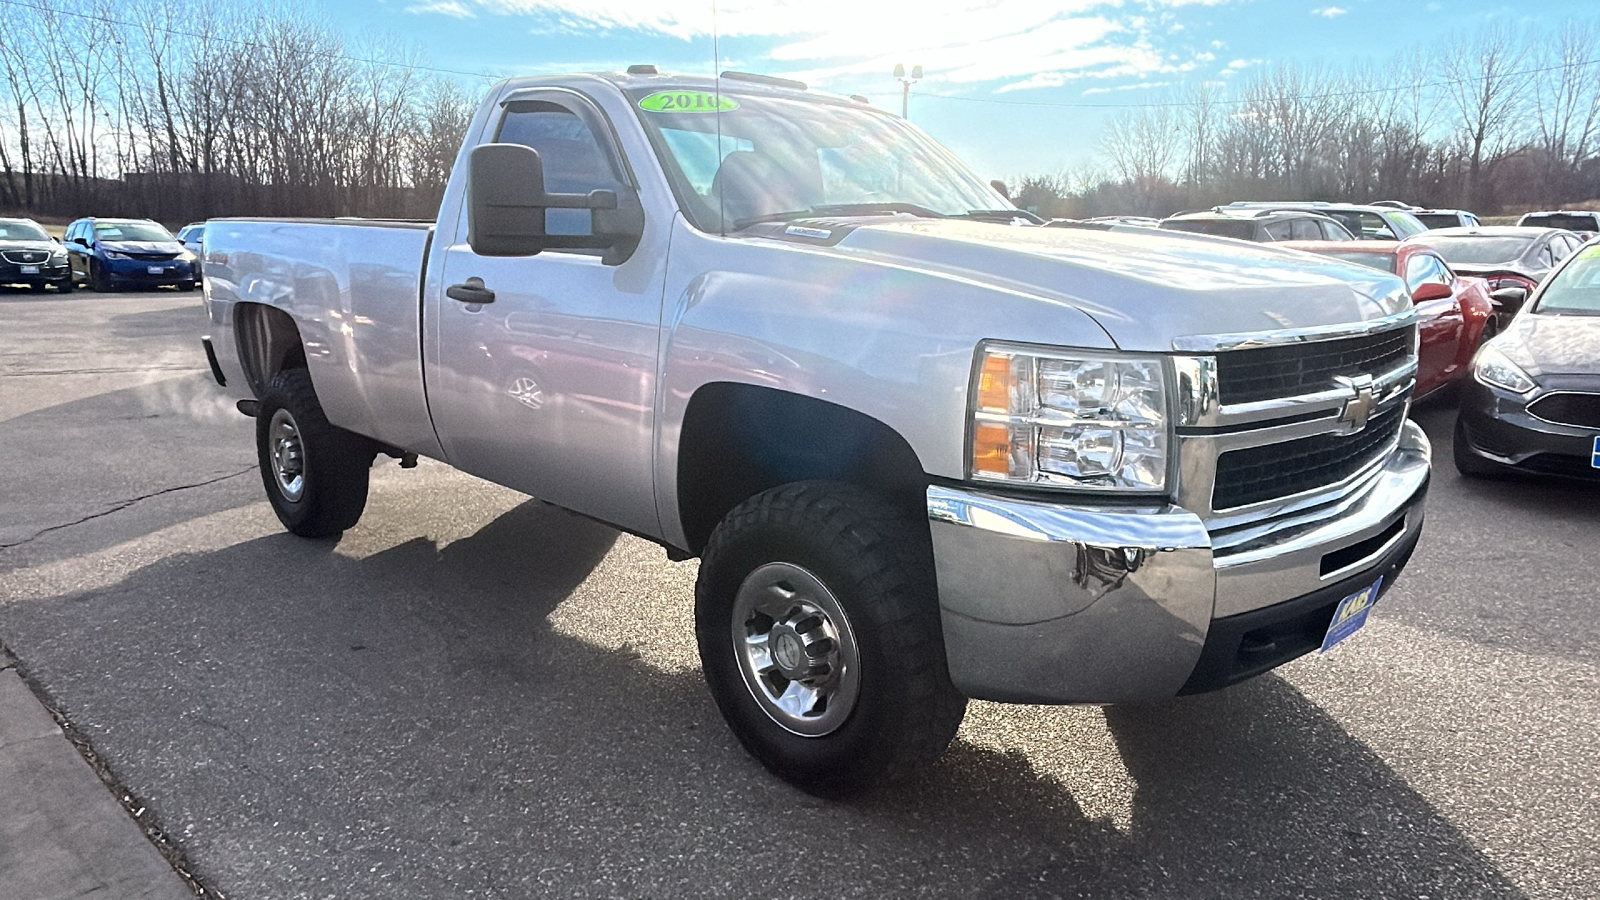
782;219;1409;352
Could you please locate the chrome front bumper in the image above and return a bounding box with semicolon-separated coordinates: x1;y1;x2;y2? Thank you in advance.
927;419;1431;704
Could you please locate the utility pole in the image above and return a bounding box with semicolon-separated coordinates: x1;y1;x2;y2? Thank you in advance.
893;63;922;119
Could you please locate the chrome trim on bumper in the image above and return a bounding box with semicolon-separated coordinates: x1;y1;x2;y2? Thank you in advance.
928;486;1215;704
926;420;1431;703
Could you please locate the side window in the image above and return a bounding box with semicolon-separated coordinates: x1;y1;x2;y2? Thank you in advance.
494;98;625;237
1404;253;1451;292
1359;212;1396;239
1552;234;1577;260
1538;241;1555;267
1320;219;1354;240
1289;218;1322;240
1261;219;1294;241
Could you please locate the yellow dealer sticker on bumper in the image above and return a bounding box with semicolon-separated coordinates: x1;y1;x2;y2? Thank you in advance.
638;91;739;113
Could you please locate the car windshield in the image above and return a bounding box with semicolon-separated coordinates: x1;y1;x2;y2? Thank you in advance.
1310;249;1397;273
0;220;51;241
627;88;1008;232
1160;219;1254;240
1520;213;1597;232
1379;210;1428;238
1533;247;1600;315
93;221;173;242
1412;235;1532;265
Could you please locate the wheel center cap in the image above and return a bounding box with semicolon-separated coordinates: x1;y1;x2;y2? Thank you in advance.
771;628;805;676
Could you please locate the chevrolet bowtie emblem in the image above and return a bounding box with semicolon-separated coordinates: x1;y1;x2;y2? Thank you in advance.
1335;374;1377;431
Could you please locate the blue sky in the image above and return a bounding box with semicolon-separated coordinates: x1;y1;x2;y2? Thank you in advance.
331;0;1539;180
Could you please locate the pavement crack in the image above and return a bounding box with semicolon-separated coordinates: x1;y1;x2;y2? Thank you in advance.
0;466;256;550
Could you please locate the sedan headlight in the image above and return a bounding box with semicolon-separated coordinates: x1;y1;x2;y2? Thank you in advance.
1473;343;1535;394
970;343;1169;491
50;248;67;262
102;250;128;260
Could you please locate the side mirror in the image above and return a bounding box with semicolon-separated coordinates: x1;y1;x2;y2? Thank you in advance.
466;142;644;265
1410;281;1453;303
1489;286;1528;308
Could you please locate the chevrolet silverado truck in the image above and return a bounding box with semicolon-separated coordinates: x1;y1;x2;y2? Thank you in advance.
197;70;1431;796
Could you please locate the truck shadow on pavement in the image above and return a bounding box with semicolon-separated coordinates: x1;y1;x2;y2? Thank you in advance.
0;498;1525;899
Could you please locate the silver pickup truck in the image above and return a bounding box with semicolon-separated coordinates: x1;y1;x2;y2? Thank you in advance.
198;70;1430;796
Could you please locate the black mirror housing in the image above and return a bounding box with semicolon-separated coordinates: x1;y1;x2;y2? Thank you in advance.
1489;286;1529;307
466;143;644;264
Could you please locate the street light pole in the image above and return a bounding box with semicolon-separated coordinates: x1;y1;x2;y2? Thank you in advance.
893;62;922;119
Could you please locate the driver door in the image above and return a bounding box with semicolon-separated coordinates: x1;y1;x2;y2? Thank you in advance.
426;89;666;538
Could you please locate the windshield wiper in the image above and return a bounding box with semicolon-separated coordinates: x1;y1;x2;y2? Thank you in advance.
956;209;1046;225
732;203;947;229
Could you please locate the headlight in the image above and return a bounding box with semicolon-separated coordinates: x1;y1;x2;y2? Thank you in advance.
970;343;1169;491
1472;343;1535;394
103;250;128;260
50;248;67;261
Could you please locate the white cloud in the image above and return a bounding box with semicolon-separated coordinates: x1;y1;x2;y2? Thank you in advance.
407;0;476;17
1220;57;1262;77
458;0;1230;91
1311;5;1347;16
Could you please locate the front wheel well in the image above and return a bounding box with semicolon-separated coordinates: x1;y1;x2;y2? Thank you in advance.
675;382;929;555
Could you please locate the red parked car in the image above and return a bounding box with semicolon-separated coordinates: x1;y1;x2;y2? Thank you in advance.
1280;240;1497;399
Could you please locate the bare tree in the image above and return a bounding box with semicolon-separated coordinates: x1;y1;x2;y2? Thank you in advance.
1441;21;1533;208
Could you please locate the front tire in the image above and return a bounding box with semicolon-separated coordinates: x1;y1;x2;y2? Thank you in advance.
53;277;73;294
179;280;196;293
695;481;966;797
255;368;376;537
88;261;112;292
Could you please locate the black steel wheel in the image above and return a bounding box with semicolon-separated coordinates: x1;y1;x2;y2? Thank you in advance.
695;481;966;797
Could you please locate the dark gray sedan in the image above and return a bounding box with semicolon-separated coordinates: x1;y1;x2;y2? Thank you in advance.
1455;241;1600;482
1405;226;1585;325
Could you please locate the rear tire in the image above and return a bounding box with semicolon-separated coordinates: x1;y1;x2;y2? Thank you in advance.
695;481;966;797
1452;416;1503;479
88;261;112;292
255;367;376;537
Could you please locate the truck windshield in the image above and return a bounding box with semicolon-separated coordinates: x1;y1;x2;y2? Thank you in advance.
627;88;1009;233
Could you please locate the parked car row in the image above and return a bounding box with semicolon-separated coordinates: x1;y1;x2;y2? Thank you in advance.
0;215;207;293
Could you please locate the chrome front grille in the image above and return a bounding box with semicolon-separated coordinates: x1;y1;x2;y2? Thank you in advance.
1173;315;1417;532
1;250;49;264
1212;404;1406;510
1215;326;1415;404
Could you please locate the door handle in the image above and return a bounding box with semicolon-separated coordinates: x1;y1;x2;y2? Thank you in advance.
446;277;495;304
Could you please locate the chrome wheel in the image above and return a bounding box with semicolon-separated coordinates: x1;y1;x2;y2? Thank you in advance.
731;562;860;737
267;407;306;502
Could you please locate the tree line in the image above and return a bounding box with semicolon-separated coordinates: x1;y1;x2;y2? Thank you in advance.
1008;18;1600;220
0;0;479;224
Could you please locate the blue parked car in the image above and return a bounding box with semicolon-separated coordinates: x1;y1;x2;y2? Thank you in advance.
63;217;197;292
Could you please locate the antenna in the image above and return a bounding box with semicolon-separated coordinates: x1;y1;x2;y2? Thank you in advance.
714;0;725;236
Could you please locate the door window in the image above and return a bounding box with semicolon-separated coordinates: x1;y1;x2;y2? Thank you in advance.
493;98;625;237
1289;218;1322;240
1404;253;1452;293
1261;219;1294;241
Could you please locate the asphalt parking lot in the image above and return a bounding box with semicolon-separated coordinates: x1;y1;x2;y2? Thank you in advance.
1;288;1597;899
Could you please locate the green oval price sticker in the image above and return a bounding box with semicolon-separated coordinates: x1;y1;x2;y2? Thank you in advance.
638;91;739;113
